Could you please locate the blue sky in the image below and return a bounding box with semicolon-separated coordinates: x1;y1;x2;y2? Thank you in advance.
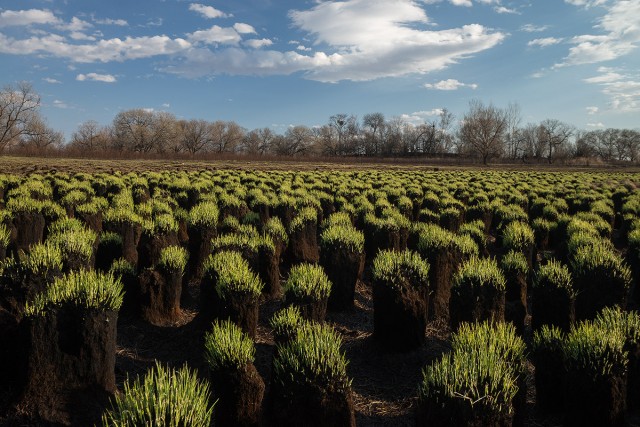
1;0;638;140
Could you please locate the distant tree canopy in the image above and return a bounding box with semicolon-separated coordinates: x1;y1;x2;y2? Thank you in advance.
2;82;639;164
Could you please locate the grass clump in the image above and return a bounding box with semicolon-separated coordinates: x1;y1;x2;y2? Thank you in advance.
101;362;214;427
502;221;535;252
501;250;529;278
204;319;256;371
319;223;365;253
452;321;527;379
564;321;627;378
264;216;288;245
158;245;189;273
594;307;640;348
21;242;64;276
25;269;123;316
453;257;506;294
570;243;632;319
203;250;263;299
419;350;517;424
371;249;430;292
419;322;524;425
273;322;351;390
284;263;332;301
188;201;219;229
289;207;318;232
270;305;305;345
109;257;136;278
535;260;574;295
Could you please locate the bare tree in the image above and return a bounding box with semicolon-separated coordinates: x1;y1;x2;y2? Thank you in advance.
504;102;522;159
276;125;314;156
538;119;573;164
383;116;405;156
618;129;640;162
436;108;456;153
20;116;63;150
0;82;42;152
70;120;110;152
210;121;245;153
458;100;508;164
178;119;212;154
313;125;337;156
362;112;385;156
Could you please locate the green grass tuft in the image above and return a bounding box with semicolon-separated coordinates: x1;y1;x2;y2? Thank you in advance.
102;362;214;427
26;269;123;316
204;319;256;371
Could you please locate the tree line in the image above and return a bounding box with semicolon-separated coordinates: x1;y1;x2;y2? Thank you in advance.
1;81;639;164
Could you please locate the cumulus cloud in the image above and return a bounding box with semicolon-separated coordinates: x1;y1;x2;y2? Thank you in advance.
400;109;444;125
587;122;605;128
188;25;241;45
43;77;61;84
58;16;92;32
558;1;640;66
583;67;640;111
76;73;117;82
233;23;256;34
0;9;59;27
189;3;230;19
0;1;504;83
243;38;273;49
285;0;504;82
0;33;191;62
528;37;562;47
424;79;478;90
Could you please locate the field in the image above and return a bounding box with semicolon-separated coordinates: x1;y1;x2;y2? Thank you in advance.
1;156;640;426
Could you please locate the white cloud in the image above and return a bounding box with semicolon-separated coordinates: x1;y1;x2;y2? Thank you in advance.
94;17;128;26
400;109;444;125
587;122;605;128
233;23;256;34
565;0;607;8
161;103;170;108
521;24;549;33
586;106;599;115
285;0;504;82
59;16;92;32
52;99;68;108
76;73;117;83
424;79;477;90
528;37;562;47
0;0;504;83
0;9;59;27
69;31;96;41
0;33;192;62
495;6;519;14
558;1;640;66
244;38;273;49
188;25;240;45
43;77;61;84
450;0;472;6
583;68;640;111
189;3;230;19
